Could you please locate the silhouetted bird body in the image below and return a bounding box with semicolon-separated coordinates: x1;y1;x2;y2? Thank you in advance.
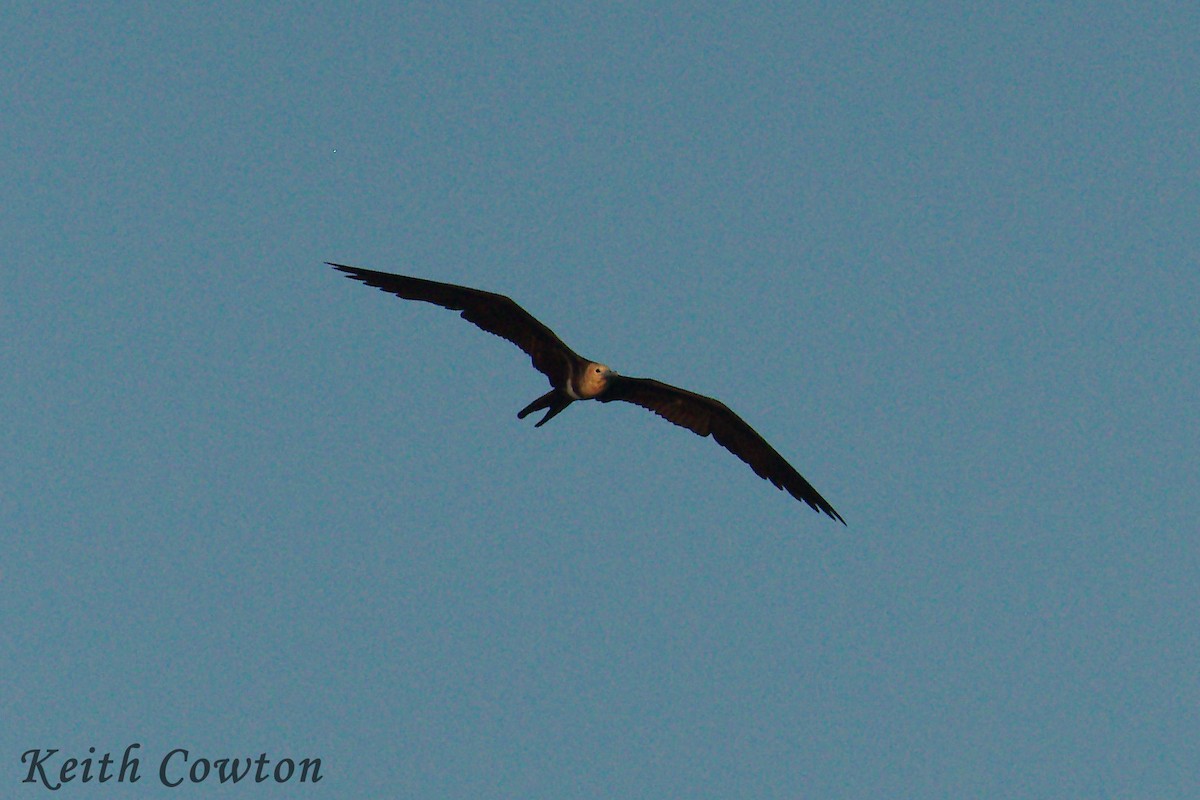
331;263;844;523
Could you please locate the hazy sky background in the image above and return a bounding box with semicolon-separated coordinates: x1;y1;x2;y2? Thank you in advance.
4;3;1198;797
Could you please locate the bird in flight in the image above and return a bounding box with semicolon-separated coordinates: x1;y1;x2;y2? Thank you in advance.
330;263;844;523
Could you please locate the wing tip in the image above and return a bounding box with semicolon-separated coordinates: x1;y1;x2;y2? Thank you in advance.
787;484;845;525
808;498;846;525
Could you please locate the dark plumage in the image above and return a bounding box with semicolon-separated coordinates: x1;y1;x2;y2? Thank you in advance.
330;262;844;523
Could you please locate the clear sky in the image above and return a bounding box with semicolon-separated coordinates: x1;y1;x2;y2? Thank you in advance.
4;3;1198;797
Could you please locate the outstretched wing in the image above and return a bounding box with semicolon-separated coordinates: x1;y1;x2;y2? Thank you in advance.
600;376;845;523
330;263;585;387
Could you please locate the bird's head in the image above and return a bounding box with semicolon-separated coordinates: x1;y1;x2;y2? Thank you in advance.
579;362;616;398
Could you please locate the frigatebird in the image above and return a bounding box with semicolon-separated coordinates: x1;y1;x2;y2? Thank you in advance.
330;263;844;523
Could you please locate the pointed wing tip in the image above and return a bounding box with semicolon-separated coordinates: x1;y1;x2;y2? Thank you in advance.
796;489;845;525
811;501;846;526
329;262;374;284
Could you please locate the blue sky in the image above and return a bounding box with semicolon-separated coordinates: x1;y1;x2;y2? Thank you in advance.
4;2;1198;797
